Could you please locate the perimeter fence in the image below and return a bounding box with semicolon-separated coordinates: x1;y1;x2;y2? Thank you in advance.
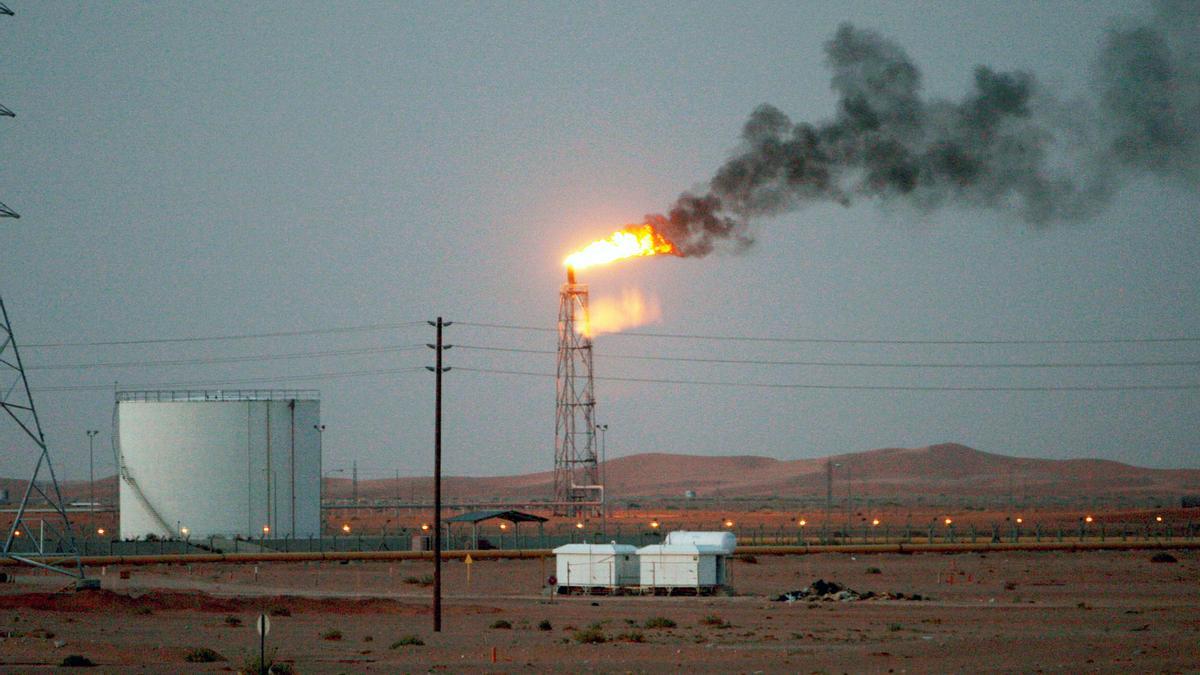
6;518;1194;557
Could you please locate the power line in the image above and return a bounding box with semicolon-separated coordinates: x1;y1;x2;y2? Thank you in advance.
453;366;1200;392
21;318;1200;351
456;344;1200;369
32;366;428;393
26;344;426;371
23;321;426;349
455;321;1200;346
25;336;1198;373
28;353;1198;395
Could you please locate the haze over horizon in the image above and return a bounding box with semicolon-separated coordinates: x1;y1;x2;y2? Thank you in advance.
2;1;1197;482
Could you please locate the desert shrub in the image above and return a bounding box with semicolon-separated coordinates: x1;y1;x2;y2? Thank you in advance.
866;566;882;575
736;554;759;564
268;606;291;617
572;627;607;644
321;628;343;641
887;623;902;632
223;615;242;627
134;606;153;616
537;619;552;631
390;635;425;647
616;630;646;643
1003;581;1017;590
643;617;676;629
184;647;225;663
700;614;730;628
363;635;373;642
1150;552;1177;563
489;619;512;630
238;649;292;674
402;575;422;584
59;654;95;667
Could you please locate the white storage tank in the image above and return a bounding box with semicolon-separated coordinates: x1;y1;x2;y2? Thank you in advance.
552;543;639;591
115;390;321;540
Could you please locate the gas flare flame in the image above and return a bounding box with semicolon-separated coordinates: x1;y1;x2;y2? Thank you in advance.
563;223;677;271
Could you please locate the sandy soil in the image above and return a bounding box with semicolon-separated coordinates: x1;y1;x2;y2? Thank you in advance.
0;548;1196;673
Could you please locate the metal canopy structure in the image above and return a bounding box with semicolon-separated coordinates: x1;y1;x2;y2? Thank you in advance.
446;510;547;550
445;510;549;525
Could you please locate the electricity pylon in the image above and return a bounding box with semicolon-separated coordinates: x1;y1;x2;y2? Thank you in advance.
1;3;90;583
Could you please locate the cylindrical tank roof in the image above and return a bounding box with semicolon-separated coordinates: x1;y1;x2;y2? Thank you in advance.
116;389;319;403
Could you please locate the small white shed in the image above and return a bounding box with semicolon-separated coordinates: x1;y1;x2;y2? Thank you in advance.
637;531;736;592
552;543;639;591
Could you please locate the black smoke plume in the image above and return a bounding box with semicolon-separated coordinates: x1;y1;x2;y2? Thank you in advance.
648;0;1199;257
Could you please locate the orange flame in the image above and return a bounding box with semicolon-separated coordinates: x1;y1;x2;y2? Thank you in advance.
583;288;662;337
564;224;676;271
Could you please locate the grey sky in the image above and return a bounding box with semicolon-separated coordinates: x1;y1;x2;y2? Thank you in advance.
2;1;1196;482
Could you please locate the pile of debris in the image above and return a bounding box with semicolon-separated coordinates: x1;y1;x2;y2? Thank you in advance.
772;579;924;603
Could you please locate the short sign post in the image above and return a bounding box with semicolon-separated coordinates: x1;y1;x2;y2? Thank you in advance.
256;613;270;675
464;553;474;588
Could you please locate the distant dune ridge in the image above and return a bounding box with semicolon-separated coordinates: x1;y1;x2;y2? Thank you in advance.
12;443;1197;504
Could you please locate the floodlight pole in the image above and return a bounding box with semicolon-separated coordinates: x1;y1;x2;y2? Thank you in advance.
87;430;99;524
426;317;451;632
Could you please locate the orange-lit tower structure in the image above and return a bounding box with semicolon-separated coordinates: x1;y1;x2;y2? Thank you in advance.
554;267;601;516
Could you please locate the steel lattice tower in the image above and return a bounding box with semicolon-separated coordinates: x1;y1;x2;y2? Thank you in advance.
0;2;88;582
554;268;600;516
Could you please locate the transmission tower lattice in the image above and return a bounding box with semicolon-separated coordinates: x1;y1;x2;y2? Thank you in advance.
1;3;88;582
554;268;601;516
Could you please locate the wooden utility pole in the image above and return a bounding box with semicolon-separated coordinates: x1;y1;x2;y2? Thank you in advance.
426;318;451;632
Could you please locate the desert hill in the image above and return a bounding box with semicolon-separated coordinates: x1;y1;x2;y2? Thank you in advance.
341;442;1198;501
6;443;1196;506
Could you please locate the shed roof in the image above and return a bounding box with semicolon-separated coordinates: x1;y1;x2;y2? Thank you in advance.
444;509;548;524
636;543;728;555
553;543;638;555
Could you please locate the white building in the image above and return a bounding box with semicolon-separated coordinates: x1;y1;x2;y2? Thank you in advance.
552;543;639;590
115;390;322;540
636;531;736;592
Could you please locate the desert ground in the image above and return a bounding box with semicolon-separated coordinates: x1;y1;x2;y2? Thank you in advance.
1;546;1197;673
3;443;1196;671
